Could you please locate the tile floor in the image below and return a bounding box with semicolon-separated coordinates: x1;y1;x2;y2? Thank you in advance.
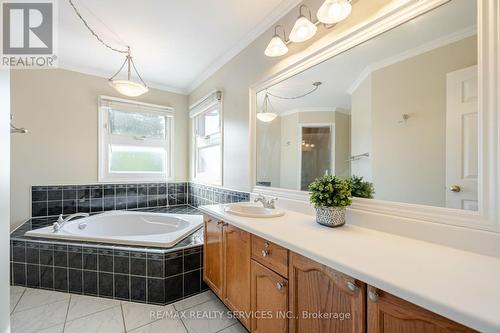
10;286;248;333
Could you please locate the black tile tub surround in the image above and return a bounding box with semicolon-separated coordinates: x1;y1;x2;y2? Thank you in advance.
31;182;191;218
32;182;250;217
10;205;208;305
188;183;250;207
10;242;206;305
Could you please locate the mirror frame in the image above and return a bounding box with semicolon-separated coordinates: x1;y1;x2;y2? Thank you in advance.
249;0;500;232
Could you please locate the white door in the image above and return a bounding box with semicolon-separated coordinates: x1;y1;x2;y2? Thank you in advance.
445;65;478;210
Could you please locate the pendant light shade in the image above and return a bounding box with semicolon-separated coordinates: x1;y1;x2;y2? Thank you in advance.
109;80;149;97
257;112;278;122
257;93;278;122
109;48;149;97
68;0;149;97
264;25;288;57
289;6;317;43
317;0;352;24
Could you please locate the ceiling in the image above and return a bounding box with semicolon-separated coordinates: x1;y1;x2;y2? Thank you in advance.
258;0;477;114
58;0;299;93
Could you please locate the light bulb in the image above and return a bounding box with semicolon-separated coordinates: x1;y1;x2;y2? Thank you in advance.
289;16;317;43
317;0;352;24
257;112;278;122
109;80;148;97
264;35;288;57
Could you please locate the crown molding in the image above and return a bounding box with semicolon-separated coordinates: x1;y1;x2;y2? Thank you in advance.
279;106;349;117
185;0;302;94
57;62;189;95
347;25;477;95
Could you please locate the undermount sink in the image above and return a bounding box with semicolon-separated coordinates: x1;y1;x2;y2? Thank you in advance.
224;203;285;218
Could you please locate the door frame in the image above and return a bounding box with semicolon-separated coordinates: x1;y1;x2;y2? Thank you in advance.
297;123;335;191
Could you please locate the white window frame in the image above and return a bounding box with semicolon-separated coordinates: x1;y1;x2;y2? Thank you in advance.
98;95;174;182
190;90;223;186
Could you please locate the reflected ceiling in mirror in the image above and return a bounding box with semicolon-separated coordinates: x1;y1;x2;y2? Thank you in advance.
255;0;478;210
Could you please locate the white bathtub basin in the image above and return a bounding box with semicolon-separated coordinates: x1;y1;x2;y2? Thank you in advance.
25;211;203;248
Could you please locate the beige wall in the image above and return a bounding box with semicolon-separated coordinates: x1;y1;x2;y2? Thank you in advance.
350;75;372;180
351;36;477;207
256;116;281;187
188;0;392;191
10;69;189;229
261;110;350;190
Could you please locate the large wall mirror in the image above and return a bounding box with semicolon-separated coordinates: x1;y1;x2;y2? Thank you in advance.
255;0;479;211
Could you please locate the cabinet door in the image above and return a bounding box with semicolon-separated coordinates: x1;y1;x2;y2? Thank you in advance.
224;224;251;329
251;260;288;333
367;285;476;333
203;216;224;298
289;252;366;333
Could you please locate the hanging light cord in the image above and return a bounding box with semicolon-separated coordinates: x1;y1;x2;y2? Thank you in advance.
267;81;322;100
68;0;147;87
68;0;128;54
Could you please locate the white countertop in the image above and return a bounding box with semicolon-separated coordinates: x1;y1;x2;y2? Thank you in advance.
198;204;500;333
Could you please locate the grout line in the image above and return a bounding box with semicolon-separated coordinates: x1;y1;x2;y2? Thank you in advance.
120;302;127;332
10;287;27;314
172;293;214;312
62;294;72;332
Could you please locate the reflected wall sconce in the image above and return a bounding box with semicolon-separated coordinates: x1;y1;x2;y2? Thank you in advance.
265;0;353;57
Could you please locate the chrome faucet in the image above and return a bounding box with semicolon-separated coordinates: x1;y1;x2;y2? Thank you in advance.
53;213;89;232
254;194;278;209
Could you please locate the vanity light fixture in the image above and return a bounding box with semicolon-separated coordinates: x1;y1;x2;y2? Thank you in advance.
265;1;353;57
257;92;278;122
317;0;352;24
289;5;318;43
68;0;148;97
264;25;289;57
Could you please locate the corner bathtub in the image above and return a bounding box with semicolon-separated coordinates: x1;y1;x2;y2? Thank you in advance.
25;211;203;248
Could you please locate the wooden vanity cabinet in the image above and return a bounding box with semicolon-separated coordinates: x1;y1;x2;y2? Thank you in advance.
223;224;251;329
251;260;289;333
203;216;252;330
289;252;366;333
367;285;476;333
203;214;476;333
203;216;224;298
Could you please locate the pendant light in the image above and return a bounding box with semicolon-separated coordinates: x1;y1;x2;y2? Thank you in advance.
68;0;148;97
257;93;278;122
317;0;352;24
109;47;149;97
264;25;289;57
289;5;317;43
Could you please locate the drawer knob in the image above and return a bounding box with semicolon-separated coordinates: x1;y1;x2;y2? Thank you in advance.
261;249;269;257
368;290;379;302
347;281;359;292
276;282;285;290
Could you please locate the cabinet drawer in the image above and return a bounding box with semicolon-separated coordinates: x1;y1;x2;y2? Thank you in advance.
251;235;288;277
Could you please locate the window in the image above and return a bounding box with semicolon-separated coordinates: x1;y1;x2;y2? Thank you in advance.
190;91;222;185
98;96;174;182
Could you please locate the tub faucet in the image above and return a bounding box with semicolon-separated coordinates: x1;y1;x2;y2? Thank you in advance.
53;213;89;232
254;194;278;209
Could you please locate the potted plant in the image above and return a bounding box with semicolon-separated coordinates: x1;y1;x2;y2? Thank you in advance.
308;175;351;227
347;175;375;199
